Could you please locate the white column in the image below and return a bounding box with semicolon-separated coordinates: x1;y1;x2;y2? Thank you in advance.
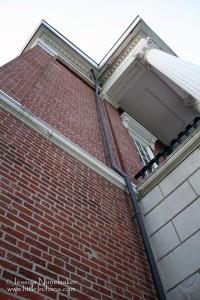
139;39;200;112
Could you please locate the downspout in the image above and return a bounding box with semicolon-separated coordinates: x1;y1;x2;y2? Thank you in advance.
91;70;166;300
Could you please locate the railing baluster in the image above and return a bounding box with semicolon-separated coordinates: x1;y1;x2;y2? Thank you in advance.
134;116;200;180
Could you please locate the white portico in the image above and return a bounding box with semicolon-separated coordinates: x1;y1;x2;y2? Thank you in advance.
140;39;200;112
100;34;200;145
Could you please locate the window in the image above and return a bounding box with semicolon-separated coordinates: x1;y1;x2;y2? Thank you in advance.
134;138;153;166
120;112;157;174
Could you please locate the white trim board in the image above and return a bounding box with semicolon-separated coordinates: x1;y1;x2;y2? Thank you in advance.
0;90;127;191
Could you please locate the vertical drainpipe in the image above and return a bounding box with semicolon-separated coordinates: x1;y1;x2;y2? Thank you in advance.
91;70;166;300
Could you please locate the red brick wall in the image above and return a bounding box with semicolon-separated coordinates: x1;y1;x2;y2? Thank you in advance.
0;109;156;299
104;102;144;181
0;46;50;102
0;46;107;164
0;46;143;180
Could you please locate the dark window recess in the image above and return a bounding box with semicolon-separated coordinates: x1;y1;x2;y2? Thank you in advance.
134;139;152;165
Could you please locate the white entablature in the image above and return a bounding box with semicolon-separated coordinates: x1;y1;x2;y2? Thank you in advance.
21;17;174;85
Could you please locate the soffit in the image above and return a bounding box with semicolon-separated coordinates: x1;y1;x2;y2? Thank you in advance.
98;19;176;86
22;21;98;81
106;61;196;144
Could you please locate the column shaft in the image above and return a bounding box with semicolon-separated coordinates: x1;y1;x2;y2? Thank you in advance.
146;49;200;105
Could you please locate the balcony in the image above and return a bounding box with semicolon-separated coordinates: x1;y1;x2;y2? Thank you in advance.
134;116;200;182
101;58;197;145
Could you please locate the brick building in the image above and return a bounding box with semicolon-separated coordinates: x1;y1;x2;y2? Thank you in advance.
0;17;200;300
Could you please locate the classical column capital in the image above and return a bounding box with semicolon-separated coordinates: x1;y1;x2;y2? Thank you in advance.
136;37;157;64
135;39;200;114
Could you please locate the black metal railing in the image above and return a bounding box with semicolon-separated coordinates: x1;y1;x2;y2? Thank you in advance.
134;116;200;180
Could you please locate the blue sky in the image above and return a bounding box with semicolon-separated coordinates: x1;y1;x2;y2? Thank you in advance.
0;0;200;66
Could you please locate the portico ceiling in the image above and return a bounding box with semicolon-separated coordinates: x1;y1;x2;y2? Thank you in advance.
104;60;196;144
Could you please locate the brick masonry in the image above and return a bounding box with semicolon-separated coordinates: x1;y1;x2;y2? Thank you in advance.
0;46;143;180
104;102;143;180
0;46;107;166
0;109;156;299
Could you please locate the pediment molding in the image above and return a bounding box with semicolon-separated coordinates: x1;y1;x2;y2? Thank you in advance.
22;19;175;88
99;31;146;85
41;33;94;78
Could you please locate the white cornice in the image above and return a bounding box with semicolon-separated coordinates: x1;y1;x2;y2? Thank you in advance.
21;19;176;89
98;16;141;69
21;20;98;68
0;90;126;191
99;32;146;86
22;21;98;83
36;39;58;56
40;33;93;75
99;37;147;97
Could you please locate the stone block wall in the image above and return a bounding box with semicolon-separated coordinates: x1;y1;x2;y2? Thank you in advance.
139;140;200;300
